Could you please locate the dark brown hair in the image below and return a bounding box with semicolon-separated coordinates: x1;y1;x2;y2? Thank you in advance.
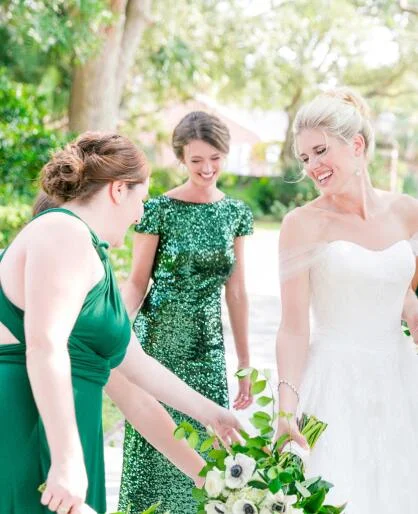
41;132;149;203
172;111;230;161
32;191;59;216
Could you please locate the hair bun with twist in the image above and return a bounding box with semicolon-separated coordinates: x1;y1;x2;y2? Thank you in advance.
324;87;371;120
41;143;86;202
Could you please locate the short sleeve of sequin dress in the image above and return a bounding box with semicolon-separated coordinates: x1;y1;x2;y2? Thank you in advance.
119;195;253;514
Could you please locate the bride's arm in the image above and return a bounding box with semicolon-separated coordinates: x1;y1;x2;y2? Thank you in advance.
397;194;418;340
275;210;314;446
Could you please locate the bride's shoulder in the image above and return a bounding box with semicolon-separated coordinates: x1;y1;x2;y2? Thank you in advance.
280;205;323;248
388;192;418;232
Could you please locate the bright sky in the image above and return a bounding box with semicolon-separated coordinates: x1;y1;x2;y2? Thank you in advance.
242;0;400;68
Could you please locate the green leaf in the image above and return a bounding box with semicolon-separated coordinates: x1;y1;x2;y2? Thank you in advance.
216;458;226;471
267;467;278;480
38;483;47;493
236;367;252;378
178;421;195;433
256;395;273;406
253;410;271;421
262;368;272;379
302;476;321;489
307;478;334;494
319;503;347;514
198;462;215;477
250;368;259;384
250;415;271;429
208;448;228;460
140;501;162;514
260;426;275;437
173;427;185;440
278;471;294;484
246;436;269;449
301;489;326;512
274;433;290;450
295;480;311;497
251;380;267;395
247;447;271;460
200;436;216;453
188;431;200;449
192;487;206;502
268;476;283;494
247;480;269;490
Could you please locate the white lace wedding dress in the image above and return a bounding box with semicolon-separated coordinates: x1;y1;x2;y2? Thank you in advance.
298;239;418;512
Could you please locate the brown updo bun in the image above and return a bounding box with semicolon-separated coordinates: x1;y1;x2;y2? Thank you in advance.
41;132;149;203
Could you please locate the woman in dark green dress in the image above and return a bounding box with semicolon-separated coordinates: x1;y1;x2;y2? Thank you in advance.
0;132;242;514
120;112;254;514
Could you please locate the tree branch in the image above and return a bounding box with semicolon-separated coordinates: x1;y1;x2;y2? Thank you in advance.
399;0;418;15
363;63;409;97
116;0;154;105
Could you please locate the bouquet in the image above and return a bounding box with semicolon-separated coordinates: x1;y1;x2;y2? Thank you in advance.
175;368;346;514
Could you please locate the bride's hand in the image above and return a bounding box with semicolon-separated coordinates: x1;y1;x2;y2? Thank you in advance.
206;405;243;446
275;417;308;450
406;312;418;344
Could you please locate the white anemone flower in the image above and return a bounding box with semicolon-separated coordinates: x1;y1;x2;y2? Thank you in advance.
260;491;299;513
205;469;225;498
231;498;259;514
205;500;227;514
225;454;256;489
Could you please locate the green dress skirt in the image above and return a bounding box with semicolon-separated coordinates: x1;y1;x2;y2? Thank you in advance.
119;196;253;514
0;208;131;514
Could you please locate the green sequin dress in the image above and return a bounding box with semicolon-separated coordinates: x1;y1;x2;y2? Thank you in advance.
119;195;253;514
0;208;131;514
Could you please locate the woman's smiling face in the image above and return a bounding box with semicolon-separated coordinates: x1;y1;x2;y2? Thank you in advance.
296;128;364;194
182;139;225;187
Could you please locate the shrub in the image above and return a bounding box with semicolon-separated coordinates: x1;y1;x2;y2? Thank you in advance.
0;203;31;247
0;68;68;200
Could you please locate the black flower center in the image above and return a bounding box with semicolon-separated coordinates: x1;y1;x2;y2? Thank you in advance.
244;504;255;514
230;464;243;478
272;502;286;513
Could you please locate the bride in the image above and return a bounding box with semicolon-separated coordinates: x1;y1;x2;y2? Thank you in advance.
276;87;418;512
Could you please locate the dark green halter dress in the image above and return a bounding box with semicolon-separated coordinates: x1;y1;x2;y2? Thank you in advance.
0;208;131;514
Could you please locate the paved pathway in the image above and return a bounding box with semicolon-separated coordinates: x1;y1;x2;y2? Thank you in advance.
105;228;281;511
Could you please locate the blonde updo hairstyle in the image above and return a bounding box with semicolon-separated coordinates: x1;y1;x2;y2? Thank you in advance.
41;132;149;203
293;87;375;159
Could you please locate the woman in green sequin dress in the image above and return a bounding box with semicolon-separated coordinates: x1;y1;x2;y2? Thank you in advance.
0;133;242;514
120;112;254;514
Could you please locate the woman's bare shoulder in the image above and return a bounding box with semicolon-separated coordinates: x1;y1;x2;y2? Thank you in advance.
280;204;325;247
25;212;93;259
388;192;418;233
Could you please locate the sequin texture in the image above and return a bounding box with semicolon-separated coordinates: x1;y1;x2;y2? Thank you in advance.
118;195;253;514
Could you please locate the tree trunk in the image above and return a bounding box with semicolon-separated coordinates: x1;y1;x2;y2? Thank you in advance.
69;0;152;133
280;87;303;170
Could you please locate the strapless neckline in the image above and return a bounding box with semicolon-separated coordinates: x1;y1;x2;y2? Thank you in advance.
325;239;409;254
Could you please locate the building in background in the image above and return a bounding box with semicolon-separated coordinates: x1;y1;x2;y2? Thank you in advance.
150;95;287;176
